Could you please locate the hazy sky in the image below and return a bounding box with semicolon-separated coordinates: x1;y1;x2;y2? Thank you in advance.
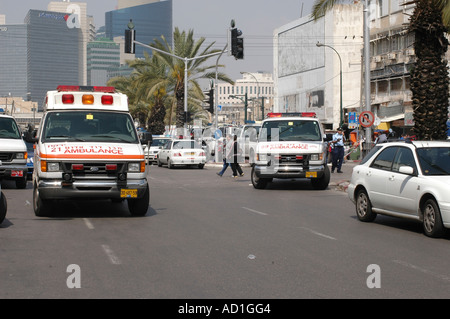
0;0;315;86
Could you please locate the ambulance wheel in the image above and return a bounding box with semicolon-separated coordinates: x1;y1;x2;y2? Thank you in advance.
311;166;330;190
0;192;7;224
33;184;50;217
16;176;27;189
128;185;149;217
251;166;268;189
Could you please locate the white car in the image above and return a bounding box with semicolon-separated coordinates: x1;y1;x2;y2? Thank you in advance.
157;139;206;169
143;136;171;163
348;140;450;238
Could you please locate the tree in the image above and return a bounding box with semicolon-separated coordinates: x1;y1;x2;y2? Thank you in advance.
409;0;449;140
151;27;234;128
311;0;450;140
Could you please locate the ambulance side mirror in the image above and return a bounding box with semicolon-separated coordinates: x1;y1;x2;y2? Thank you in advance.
139;132;153;146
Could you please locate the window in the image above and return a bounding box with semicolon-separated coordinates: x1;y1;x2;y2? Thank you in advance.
371;146;398;170
392;147;416;173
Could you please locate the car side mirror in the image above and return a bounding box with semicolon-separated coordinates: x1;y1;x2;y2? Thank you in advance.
399;165;415;175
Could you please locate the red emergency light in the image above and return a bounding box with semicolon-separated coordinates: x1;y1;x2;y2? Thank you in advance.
57;85;116;93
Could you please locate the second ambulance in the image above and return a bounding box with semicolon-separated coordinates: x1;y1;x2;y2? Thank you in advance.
28;86;149;217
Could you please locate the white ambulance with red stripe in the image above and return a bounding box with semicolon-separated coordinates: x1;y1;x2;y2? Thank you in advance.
251;112;330;190
27;86;150;217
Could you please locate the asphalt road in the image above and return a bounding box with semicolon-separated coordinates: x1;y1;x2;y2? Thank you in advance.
1;161;450;299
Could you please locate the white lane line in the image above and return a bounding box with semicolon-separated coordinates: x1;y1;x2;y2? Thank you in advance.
300;227;337;241
242;207;268;216
393;259;450;282
83;218;94;230
101;244;122;265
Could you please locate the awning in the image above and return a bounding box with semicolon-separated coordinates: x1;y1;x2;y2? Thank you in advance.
380;114;404;122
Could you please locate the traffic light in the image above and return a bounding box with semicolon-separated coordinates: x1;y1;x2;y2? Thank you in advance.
230;28;244;60
125;29;135;54
204;88;214;113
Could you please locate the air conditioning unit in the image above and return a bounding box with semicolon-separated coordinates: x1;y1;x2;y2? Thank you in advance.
374;56;382;62
387;53;397;60
406;48;415;56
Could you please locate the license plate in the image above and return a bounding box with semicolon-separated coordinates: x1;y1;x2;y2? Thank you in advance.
11;170;24;177
186;152;195;156
120;189;138;198
306;171;317;178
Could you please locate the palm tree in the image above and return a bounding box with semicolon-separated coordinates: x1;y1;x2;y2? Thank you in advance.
311;0;449;140
151;27;234;128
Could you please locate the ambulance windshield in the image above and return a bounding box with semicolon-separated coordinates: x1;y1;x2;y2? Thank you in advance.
259;120;322;142
42;111;139;143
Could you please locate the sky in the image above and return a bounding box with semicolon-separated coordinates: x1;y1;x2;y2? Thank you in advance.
0;0;316;87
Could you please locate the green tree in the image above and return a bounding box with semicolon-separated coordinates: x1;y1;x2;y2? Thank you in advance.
151;27;234;128
311;0;449;140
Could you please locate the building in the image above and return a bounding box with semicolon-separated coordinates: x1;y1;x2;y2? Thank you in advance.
0;25;28;100
216;72;274;124
87;38;121;86
26;9;81;109
105;0;172;59
273;4;363;130
47;1;96;85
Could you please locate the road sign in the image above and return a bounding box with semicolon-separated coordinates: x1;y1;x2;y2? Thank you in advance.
359;111;375;128
348;112;358;124
214;129;222;140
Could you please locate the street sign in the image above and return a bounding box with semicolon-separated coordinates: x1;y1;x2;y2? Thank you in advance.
359;111;375;128
217;104;222;111
214;129;222;140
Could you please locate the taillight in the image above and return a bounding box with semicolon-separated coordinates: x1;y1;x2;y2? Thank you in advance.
72;164;84;171
62;94;74;104
82;94;94;104
173;153;182;157
102;95;114;105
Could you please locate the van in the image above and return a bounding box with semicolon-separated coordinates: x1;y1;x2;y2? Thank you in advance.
0;114;28;189
25;86;150;217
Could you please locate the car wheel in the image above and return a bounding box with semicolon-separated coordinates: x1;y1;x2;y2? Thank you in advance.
251;166;268;189
16;176;27;189
0;192;7;224
356;189;376;222
311;166;330;190
157;159;162;167
167;159;173;169
422;199;445;238
198;163;205;169
128;185;149;217
33;184;51;217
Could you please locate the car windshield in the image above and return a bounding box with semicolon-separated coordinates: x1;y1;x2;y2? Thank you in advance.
42;111;138;143
152;138;169;147
259;120;321;142
0;117;21;139
173;140;202;149
416;147;450;175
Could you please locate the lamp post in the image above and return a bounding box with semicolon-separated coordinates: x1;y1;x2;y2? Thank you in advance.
316;42;343;128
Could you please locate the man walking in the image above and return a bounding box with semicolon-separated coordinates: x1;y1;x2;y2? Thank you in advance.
331;127;345;173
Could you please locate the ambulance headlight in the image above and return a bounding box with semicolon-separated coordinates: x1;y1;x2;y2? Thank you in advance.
128;163;140;172
47;162;60;172
310;153;323;161
257;154;269;162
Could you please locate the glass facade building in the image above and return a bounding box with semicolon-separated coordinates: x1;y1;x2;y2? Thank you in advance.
0;25;27;100
25;10;80;108
105;0;172;59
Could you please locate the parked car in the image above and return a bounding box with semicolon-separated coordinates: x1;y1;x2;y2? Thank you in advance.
157;139;206;169
143;136;171;164
348;140;450;238
0;183;6;224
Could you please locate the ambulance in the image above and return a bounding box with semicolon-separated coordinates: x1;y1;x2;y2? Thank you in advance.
251;112;330;190
27;86;150;217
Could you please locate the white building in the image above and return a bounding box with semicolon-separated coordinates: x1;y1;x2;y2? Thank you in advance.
273;4;363;130
216;72;274;124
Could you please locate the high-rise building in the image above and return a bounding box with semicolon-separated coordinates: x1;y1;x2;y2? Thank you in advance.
25;10;80;108
47;1;96;85
87;38;121;86
105;0;172;59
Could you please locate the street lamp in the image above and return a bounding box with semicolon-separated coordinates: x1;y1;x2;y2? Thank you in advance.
316;42;343;128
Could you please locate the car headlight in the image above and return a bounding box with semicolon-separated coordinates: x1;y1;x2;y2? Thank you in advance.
47;162;60;172
15;152;27;159
257;154;269;161
310;153;323;161
128;163;140;172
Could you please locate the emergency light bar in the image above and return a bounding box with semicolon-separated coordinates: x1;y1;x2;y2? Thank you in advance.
57;85;116;93
267;112;316;118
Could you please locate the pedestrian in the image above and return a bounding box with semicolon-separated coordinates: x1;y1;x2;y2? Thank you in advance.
375;131;388;144
229;135;244;179
217;135;231;177
331;127;345;173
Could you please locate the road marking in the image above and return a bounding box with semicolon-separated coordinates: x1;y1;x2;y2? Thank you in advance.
83;218;94;230
101;244;121;265
242;207;268;216
393;259;450;282
300;227;337;241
